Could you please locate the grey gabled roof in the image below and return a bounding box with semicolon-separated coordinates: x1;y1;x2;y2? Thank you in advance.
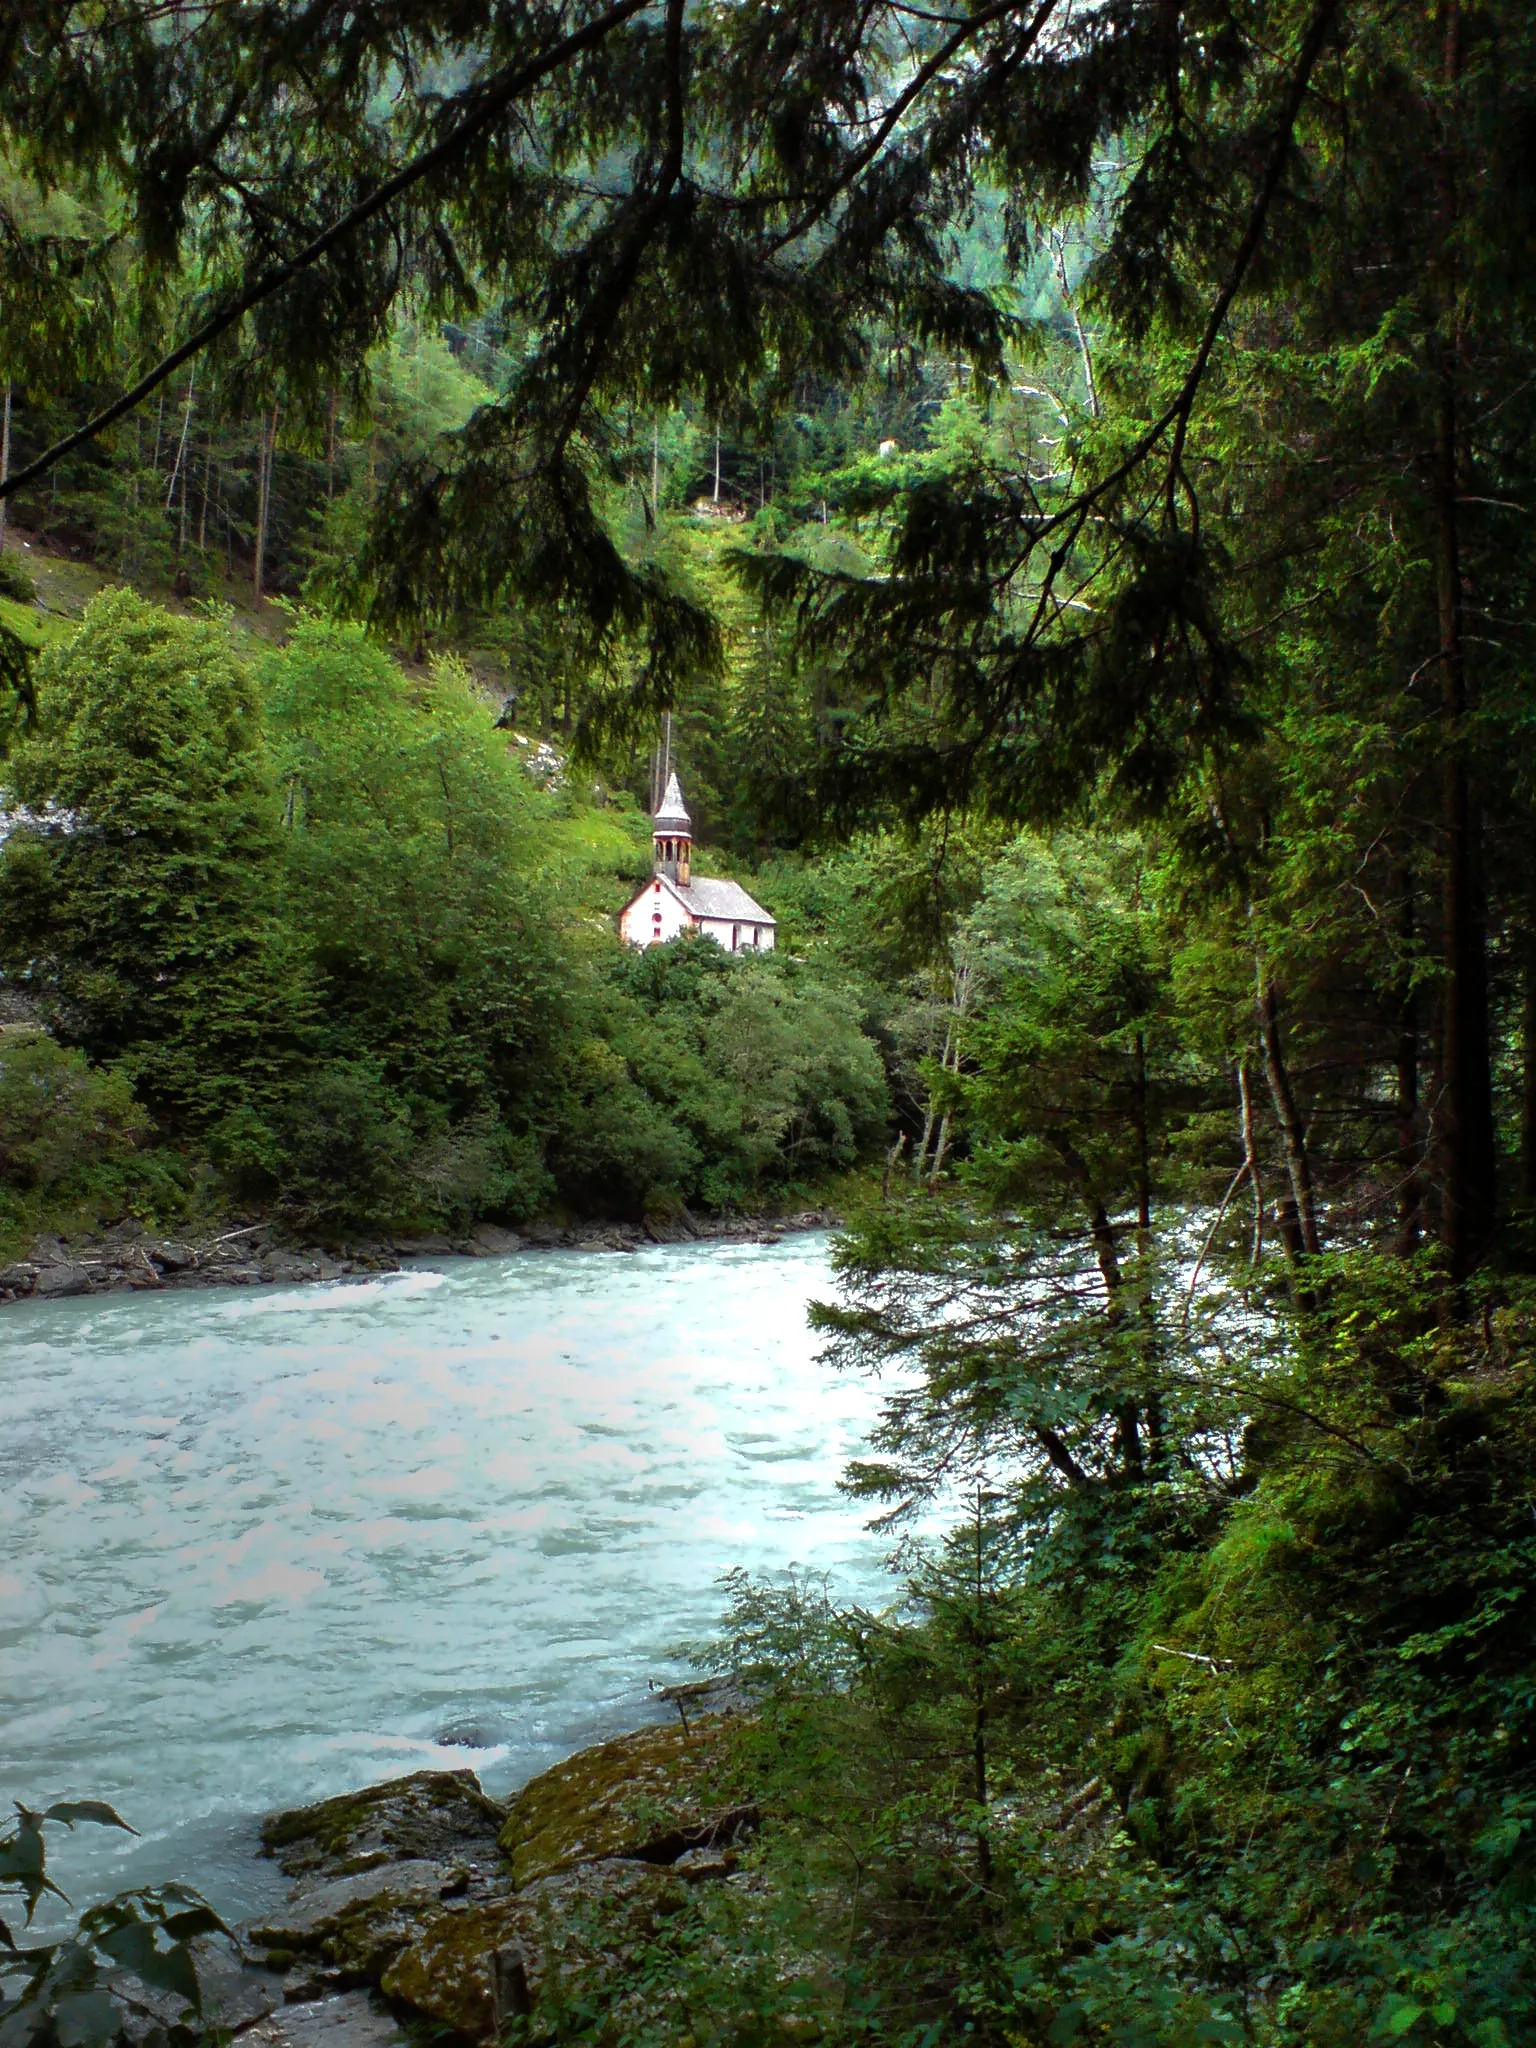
652;771;692;833
673;874;775;925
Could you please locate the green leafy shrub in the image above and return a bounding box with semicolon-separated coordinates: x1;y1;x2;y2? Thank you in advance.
548;1034;704;1216
0;1032;146;1188
409;1112;551;1231
1;1801;226;2048
215;1062;414;1232
259;618;569;1226
0;589;299;1124
550;939;888;1214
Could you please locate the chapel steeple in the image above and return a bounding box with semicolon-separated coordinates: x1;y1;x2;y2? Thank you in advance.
620;766;774;951
652;772;692;885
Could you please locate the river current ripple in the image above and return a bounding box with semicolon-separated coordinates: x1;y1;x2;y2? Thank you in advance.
0;1234;887;1920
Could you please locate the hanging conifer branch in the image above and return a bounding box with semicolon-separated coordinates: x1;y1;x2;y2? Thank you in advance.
0;0;653;502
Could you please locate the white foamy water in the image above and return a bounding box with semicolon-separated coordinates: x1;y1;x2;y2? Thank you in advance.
0;1235;885;1920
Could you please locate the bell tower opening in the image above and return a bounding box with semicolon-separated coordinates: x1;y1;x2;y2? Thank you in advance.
652;771;692;886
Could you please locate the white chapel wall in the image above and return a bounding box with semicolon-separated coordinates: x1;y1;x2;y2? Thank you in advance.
619;878;695;947
696;917;774;952
620;879;778;954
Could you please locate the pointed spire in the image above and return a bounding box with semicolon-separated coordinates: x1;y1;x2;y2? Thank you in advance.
653;772;691;832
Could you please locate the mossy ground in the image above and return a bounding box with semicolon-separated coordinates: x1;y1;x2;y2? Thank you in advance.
498;1717;748;1887
382;1863;679;2041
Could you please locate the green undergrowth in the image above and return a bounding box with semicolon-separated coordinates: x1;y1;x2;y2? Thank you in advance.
0;1031;202;1254
517;1265;1536;2048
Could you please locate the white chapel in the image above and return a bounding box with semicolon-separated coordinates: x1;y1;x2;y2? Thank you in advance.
619;774;777;953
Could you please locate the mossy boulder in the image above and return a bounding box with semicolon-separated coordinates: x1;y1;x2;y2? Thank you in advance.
497;1717;754;1887
382;1899;528;2041
248;1862;462;1980
248;1728;754;2041
262;1770;505;1879
382;1863;675;2042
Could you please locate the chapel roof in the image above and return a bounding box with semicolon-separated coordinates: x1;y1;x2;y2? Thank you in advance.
673;875;775;924
653;771;692;833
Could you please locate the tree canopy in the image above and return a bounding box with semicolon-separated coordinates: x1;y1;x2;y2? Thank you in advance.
5;7;1536;2043
6;0;1534;1273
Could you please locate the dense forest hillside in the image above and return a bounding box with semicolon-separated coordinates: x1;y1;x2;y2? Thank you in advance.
4;2;1536;2046
0;575;892;1246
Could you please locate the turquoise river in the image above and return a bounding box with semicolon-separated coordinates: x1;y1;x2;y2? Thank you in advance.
0;1234;890;1923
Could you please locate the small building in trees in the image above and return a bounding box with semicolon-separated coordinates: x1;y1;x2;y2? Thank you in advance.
619;774;776;953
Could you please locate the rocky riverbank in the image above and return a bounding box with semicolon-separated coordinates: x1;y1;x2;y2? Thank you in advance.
0;1207;839;1304
109;1689;755;2048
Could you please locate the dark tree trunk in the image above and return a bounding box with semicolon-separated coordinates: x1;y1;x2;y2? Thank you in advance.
1257;977;1320;1257
253;405;279;601
198;445;212;553
1434;371;1497;1276
973;1704;992;1883
1274;1190;1305;1267
1052;1134;1142;1481
0;380;11;552
1431;0;1497;1280
1132;1030;1152;1245
1396;884;1422;1255
1081;1195;1143;1481
971;1497;992;1884
1239;1061;1264;1265
1131;1029;1166;1476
